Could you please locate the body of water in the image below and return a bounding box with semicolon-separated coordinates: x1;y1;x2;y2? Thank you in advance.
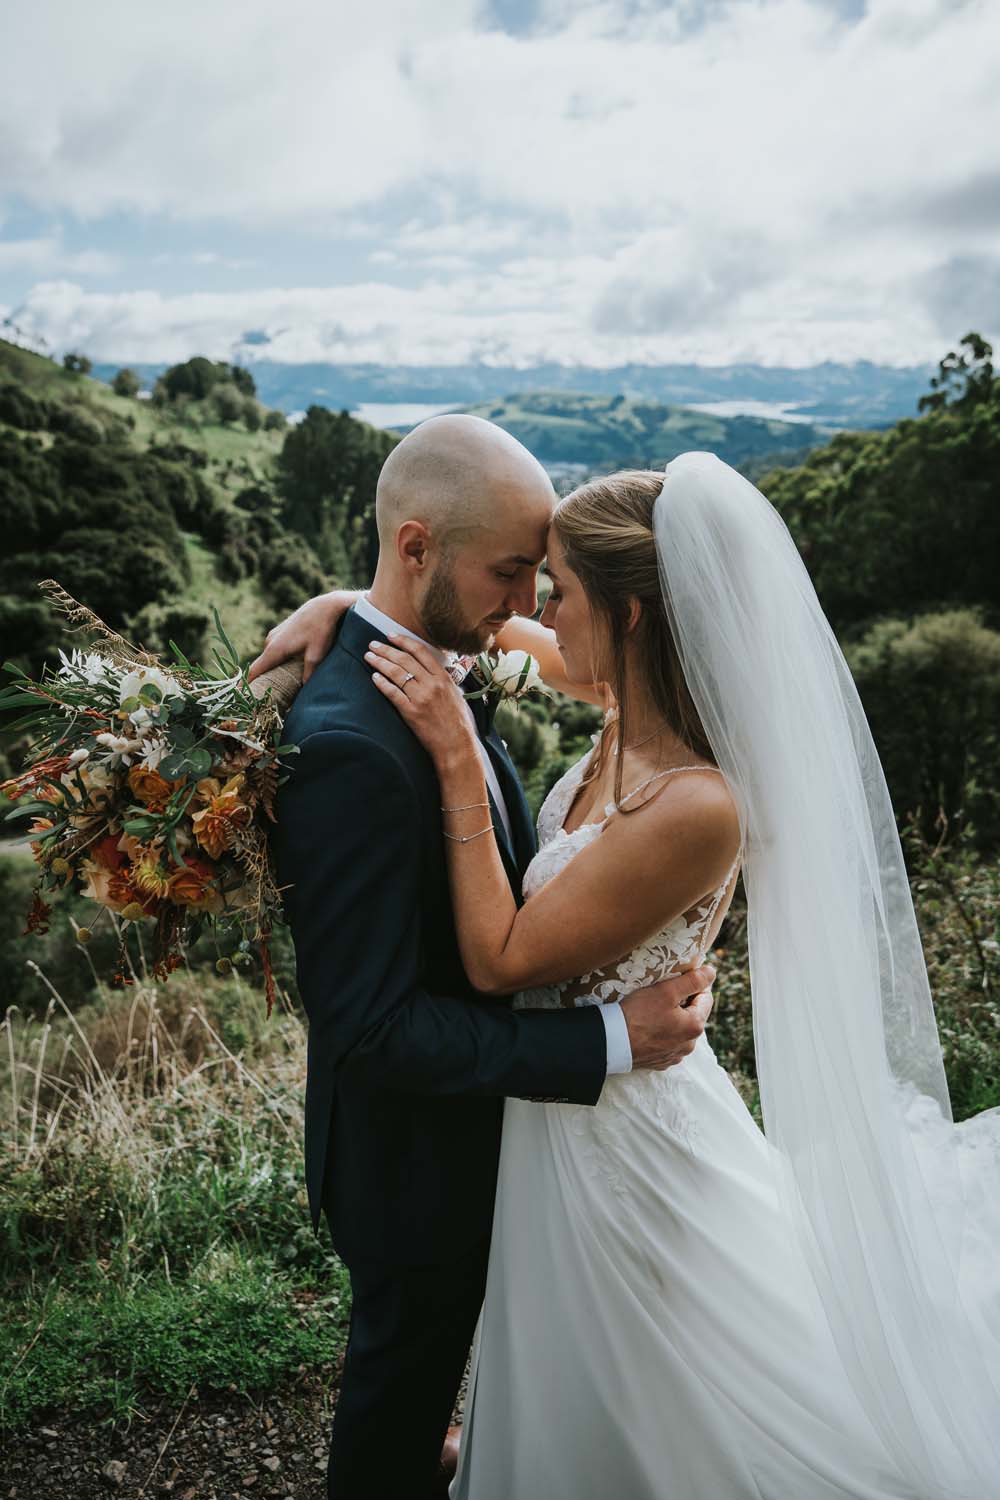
687;399;833;425
351;401;461;430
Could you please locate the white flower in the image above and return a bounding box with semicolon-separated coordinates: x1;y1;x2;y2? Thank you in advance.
57;648;115;687
94;731;145;766
477;649;548;703
68;747;91;764
138;735;171;770
119;665;184;706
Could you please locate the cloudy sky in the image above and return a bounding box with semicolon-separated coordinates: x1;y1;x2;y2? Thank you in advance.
1;0;997;369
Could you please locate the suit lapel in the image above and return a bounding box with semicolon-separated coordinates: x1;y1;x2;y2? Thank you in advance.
341;609;533;893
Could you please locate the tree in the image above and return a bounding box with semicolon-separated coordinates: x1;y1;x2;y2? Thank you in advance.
918;332;995;414
62;352;92;375
112;367;141;398
761;364;1000;636
276;406;398;583
263;408;287;433
231;365;257;398
847;610;1000;846
243;398;261;432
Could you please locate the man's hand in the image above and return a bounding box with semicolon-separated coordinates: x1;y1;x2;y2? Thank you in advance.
247;589;360;685
621;964;716;1071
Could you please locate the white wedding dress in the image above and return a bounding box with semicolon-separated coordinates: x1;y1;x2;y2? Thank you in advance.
451;747;1000;1500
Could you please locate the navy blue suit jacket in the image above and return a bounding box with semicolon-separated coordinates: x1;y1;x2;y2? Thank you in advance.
273;606;607;1265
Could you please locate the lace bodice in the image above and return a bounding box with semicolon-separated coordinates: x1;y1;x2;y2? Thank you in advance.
516;744;738;1011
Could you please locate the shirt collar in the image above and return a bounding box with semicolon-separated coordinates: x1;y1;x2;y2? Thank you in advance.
353;592;460;674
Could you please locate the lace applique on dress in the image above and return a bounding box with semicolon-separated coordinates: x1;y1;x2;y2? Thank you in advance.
515;743;740;1160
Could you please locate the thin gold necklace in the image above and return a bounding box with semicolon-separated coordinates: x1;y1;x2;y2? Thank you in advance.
610;721;672;754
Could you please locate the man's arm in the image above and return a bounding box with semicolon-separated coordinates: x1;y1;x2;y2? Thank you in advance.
276;727;609;1104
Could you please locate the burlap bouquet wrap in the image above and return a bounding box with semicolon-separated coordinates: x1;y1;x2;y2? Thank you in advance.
248;657;305;715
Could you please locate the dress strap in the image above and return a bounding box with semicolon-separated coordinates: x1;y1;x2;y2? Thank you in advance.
604;764;722;818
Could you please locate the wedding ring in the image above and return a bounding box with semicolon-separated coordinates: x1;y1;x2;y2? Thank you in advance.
401;672;416;687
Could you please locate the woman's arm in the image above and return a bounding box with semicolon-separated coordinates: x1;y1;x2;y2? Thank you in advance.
494;615;608;708
247;587;608;708
367;636;740;997
248;589;360;683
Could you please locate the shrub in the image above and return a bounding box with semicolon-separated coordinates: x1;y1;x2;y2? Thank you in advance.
46;403;106;444
62;352;92;375
243;398;261;432
847;609;1000;846
0;382;49;431
257;533;330;614
263;408;287;433
130;598;212;663
111;367;141;398
213;383;244;424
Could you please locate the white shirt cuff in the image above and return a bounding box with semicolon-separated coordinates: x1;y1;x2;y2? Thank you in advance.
598;1000;633;1076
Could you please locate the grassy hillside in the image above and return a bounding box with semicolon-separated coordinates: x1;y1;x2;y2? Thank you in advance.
450;389;838;472
0;341;289;659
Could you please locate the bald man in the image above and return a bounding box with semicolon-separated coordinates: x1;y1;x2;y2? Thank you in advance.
263;416;714;1499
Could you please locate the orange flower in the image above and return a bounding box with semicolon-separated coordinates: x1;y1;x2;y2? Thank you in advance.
93;834;127;872
132;847;173;901
191;774;251;860
107;866;160;916
128;765;178;813
169;855;224;913
28;816;54;858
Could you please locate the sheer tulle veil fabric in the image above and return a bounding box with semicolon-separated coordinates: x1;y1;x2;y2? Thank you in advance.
653;453;1000;1497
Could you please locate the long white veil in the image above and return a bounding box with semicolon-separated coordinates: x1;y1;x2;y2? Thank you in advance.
654;453;1000;1496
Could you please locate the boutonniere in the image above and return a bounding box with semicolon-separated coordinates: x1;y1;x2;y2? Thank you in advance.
463;649;551;710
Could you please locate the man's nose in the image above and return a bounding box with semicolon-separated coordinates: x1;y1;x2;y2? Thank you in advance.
508;571;538;618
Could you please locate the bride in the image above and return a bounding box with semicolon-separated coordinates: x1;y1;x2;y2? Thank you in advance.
263;454;1000;1497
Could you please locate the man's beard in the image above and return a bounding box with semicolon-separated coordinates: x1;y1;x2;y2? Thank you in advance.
421;557;497;656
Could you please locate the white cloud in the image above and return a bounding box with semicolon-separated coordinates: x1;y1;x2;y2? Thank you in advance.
1;0;998;365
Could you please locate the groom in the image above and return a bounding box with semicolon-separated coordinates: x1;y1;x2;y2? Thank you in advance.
254;415;716;1499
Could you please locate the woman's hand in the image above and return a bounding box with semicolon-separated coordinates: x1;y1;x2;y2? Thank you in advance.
365;636;479;769
248;589;360;684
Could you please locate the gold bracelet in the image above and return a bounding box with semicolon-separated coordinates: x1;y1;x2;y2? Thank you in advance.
441;801;490;812
442;824;494;844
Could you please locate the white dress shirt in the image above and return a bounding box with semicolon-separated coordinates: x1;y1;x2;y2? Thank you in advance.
353;593;632;1078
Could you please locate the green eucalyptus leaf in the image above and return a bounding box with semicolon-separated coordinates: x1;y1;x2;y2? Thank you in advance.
187;748;214;776
120;695;143;713
158;751;190;779
4;800;52;821
138;683;164;705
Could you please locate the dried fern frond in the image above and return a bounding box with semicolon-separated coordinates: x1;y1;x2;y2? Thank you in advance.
37;579;161;670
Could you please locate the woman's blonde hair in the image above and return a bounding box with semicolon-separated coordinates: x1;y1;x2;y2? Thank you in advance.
552;469;715;811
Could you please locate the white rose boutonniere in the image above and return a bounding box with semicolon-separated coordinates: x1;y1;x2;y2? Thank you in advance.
465;649;550;710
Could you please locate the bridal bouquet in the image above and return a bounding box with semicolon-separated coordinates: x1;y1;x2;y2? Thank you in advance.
0;583;297;1013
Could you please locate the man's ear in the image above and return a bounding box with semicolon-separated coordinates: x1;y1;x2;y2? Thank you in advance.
625;597;642;634
397;520;431;572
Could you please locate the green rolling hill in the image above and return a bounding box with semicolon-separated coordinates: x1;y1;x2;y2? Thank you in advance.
434;390;839;475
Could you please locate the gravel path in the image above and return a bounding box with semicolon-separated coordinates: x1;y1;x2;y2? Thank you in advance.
2;1361;469;1499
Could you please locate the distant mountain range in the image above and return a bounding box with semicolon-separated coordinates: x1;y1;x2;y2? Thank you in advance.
90;358;934;429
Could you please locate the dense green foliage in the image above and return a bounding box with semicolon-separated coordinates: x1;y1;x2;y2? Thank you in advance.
0;341;356;686
847;610;1000;845
276;404;398;580
759;334;1000;844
